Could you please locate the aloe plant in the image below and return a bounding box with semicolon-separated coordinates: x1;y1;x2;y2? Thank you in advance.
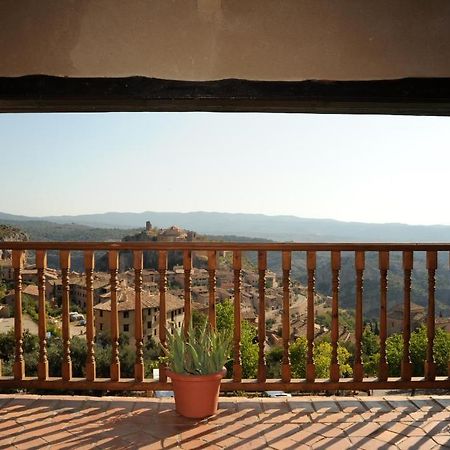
163;322;231;375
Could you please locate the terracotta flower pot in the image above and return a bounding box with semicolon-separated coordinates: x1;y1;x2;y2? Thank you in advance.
167;367;226;419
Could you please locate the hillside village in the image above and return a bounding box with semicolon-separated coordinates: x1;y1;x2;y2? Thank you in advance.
0;222;362;347
3;222;447;351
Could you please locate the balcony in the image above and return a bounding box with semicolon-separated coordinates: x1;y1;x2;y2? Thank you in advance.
0;241;450;447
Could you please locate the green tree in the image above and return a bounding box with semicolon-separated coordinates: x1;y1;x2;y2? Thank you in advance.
386;333;403;376
290;337;352;378
361;326;380;376
216;300;259;378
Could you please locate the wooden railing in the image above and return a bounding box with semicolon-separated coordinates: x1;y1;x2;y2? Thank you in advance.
0;241;450;392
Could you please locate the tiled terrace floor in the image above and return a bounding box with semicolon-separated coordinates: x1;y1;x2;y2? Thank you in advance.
1;393;450;449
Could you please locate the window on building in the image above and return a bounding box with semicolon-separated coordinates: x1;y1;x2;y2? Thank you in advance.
154;329;157;336
124;324;129;332
100;323;103;331
124;311;129;319
147;321;151;328
100;310;103;317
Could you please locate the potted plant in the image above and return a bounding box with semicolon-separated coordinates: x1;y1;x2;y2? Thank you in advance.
162;322;231;419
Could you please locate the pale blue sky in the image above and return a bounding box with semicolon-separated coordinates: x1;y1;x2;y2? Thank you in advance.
1;112;449;225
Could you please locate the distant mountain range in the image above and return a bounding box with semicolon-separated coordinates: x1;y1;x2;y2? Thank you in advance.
1;210;450;242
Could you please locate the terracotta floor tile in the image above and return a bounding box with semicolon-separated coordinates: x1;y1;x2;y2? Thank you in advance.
335;398;366;413
311;411;364;423
287;399;315;413
348;436;398;450
397;436;438;449
432;396;450;410
310;436;353;449
421;420;450;435
341;421;382;437
371;428;404;445
311;399;340;414
409;397;441;411
431;435;450;447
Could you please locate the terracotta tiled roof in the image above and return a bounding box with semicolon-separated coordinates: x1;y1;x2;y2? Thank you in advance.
94;288;184;312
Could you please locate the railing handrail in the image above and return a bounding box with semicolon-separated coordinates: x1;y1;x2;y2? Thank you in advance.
2;241;450;251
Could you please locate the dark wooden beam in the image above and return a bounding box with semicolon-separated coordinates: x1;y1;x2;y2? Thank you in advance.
1;75;450;115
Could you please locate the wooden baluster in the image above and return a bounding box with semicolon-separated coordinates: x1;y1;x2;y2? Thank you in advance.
257;250;267;382
109;250;120;381
84;251;96;381
233;251;242;382
354;251;365;382
60;250;72;381
12;250;25;380
402;251;413;381
36;250;48;380
134;250;144;382
158;250;168;383
378;251;389;382
281;251;291;382
306;251;316;382
425;251;437;380
183;250;192;333
330;251;341;382
207;250;217;329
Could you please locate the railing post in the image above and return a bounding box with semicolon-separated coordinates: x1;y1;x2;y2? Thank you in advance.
134;250;144;382
330;251;341;382
183;250;192;333
84;250;96;381
378;251;389;381
257;250;267;382
233;251;242;382
306;251;316;382
36;250;48;380
207;250;217;329
158;250;168;382
12;250;25;380
109;250;120;381
402;251;413;381
354;250;365;382
425;251;437;380
281;251;291;382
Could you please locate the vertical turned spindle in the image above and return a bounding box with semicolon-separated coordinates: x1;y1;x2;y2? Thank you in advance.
84;251;96;381
12;250;25;380
306;251;316;382
233;251;242;382
257;250;267;382
378;251;389;382
60;250;72;381
330;251;341;382
402;251;413;381
425;251;437;380
207;250;217;329
281;251;291;382
158;250;168;382
109;250;120;381
354;251;365;382
134;250;144;382
36;250;48;380
183;250;192;333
